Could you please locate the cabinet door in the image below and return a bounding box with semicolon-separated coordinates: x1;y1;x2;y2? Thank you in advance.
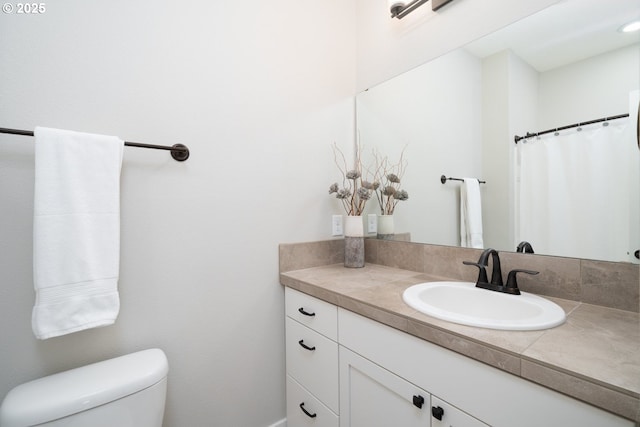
339;346;430;427
431;396;488;427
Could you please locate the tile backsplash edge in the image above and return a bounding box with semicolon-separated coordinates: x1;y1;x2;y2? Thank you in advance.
279;239;344;273
279;238;639;313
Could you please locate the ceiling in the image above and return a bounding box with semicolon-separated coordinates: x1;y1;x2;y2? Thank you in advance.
464;0;640;72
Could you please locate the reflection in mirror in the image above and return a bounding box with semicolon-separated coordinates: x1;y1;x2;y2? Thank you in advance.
357;0;640;263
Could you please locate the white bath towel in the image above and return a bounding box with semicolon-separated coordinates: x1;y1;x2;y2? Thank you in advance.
32;127;124;339
460;178;484;249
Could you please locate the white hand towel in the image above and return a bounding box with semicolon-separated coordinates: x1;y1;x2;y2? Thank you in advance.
33;127;124;339
460;178;484;249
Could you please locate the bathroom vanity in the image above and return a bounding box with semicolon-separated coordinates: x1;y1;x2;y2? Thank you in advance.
280;240;639;427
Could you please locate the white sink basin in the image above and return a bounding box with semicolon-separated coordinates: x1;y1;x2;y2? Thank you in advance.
403;281;566;331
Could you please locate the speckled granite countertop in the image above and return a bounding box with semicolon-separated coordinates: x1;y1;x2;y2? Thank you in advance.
280;263;640;422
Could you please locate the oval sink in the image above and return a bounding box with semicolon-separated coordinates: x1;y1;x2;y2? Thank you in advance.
403;281;566;331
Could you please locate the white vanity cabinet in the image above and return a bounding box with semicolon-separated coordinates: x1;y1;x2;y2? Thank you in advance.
284;288;633;427
285;288;339;426
338;308;633;427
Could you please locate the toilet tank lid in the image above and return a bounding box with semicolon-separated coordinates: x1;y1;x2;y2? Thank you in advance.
0;348;168;427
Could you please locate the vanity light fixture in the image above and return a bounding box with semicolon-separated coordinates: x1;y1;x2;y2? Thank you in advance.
618;20;640;33
388;0;453;19
388;0;428;19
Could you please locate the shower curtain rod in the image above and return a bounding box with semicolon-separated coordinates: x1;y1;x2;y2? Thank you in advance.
513;113;629;144
0;127;190;161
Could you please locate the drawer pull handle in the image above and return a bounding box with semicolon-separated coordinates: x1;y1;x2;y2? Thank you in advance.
299;402;317;418
412;395;425;409
298;307;316;317
298;339;316;351
432;405;444;421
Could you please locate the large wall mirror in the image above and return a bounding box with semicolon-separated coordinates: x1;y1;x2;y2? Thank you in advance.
357;0;640;263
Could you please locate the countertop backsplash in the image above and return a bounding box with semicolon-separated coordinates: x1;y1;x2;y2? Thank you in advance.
279;238;639;313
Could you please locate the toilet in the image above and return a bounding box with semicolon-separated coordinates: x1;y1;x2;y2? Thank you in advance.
0;348;168;427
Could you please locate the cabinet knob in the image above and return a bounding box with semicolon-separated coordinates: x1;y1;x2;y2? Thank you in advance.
432;405;444;421
412;395;425;408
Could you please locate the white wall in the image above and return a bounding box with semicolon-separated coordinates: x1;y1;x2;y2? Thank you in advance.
480;51;512;250
537;43;640;129
0;1;355;426
481;50;539;251
0;1;567;426
357;49;483;245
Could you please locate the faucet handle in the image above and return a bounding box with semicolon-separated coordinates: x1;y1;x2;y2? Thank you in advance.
505;269;539;293
463;261;488;284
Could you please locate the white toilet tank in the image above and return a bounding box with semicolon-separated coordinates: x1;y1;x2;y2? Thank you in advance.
0;348;168;427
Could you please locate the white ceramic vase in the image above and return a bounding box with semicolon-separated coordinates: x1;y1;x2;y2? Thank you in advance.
377;215;395;240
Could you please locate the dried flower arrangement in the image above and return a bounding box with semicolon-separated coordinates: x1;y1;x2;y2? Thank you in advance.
328;143;375;216
372;147;409;215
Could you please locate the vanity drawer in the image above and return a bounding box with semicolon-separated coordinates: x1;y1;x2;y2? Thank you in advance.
287;375;338;427
286;317;339;413
285;287;337;340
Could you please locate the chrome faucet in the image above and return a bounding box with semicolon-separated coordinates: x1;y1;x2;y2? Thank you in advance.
464;248;538;295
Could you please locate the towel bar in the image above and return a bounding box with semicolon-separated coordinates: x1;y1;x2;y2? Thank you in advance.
441;175;486;184
0;127;190;161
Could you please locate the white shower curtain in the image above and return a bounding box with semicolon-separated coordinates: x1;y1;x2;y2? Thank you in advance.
515;115;638;262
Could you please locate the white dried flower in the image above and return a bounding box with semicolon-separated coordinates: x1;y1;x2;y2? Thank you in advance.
346;170;361;180
357;187;371;200
361;181;375;190
394;190;409;201
330;142;373;216
336;188;352;199
382;186;396;196
387;173;400;183
371;147;409;215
